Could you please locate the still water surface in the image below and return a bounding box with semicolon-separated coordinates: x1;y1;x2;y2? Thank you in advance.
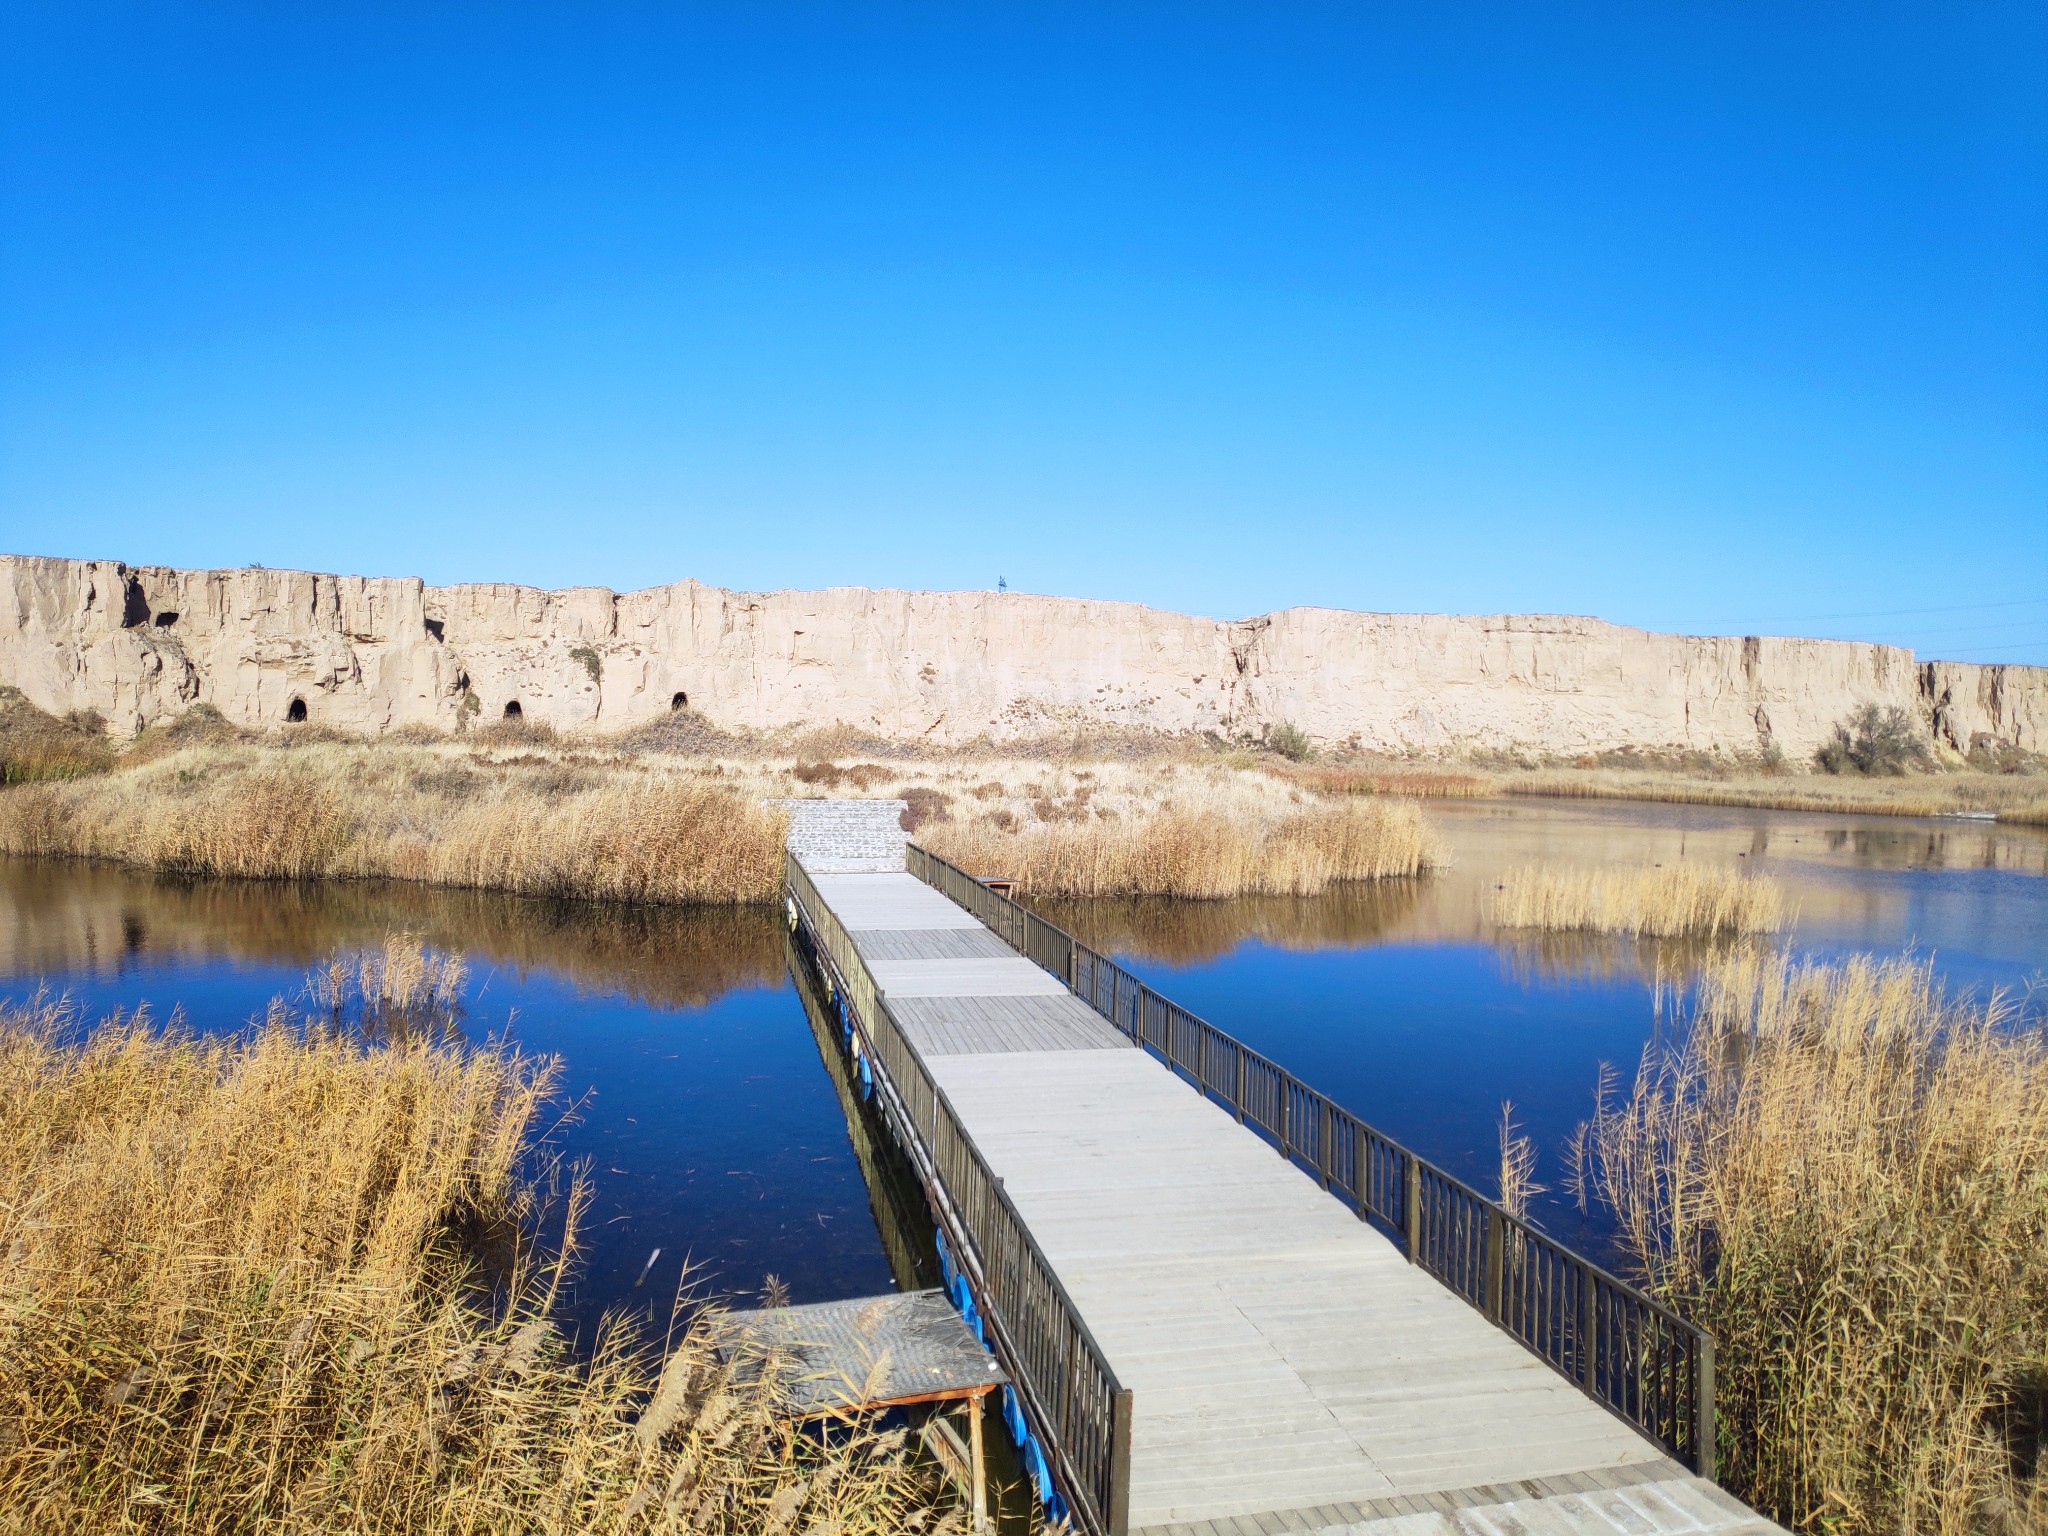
3;797;2043;1316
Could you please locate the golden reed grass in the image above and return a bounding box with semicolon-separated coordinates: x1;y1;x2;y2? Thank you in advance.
1489;861;1790;938
1580;951;2048;1535
924;796;1440;898
0;744;788;904
0;990;954;1536
1507;766;2048;824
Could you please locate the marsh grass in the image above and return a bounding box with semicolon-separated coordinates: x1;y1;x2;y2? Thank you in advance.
1506;766;2048;823
0;992;955;1536
0;686;114;783
0;745;788;903
1489;862;1790;938
924;794;1440;898
1582;952;2048;1535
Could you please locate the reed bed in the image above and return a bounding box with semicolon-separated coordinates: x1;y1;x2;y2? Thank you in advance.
0;686;114;783
0;990;954;1536
0;744;787;903
924;795;1440;898
1507;766;2048;823
1489;861;1790;938
1580;952;2048;1535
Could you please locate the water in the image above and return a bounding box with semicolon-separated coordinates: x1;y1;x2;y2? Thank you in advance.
4;796;2044;1301
0;859;897;1330
1032;798;2048;1247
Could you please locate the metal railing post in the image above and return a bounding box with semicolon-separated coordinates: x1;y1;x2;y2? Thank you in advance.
1485;1208;1505;1323
1353;1128;1368;1220
1404;1155;1422;1263
1581;1265;1598;1392
1278;1085;1292;1159
1233;1048;1246;1123
1696;1335;1716;1480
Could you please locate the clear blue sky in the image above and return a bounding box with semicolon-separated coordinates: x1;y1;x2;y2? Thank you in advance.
3;3;2043;662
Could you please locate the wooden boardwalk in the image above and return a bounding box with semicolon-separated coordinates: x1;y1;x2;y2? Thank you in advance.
797;853;1781;1536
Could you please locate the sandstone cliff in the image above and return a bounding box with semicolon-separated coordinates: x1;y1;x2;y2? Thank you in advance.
2;553;2040;760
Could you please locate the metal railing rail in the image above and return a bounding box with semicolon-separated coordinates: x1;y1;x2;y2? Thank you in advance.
786;856;1133;1534
905;843;1716;1478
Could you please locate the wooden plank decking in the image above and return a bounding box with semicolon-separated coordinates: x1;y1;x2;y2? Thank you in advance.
801;863;1781;1536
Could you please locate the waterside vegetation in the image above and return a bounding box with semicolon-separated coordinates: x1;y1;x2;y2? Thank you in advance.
1581;951;2048;1535
0;704;1448;902
0;741;788;904
1489;862;1791;938
0;985;958;1536
922;792;1440;897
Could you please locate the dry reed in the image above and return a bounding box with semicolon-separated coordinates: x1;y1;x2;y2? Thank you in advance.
0;745;788;904
1507;766;2048;824
924;795;1440;898
0;991;956;1536
0;686;115;783
1489;861;1789;938
1581;951;2048;1535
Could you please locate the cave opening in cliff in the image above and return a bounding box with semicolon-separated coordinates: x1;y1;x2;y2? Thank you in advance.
153;611;179;628
286;697;307;724
423;618;444;641
503;701;522;719
671;691;688;711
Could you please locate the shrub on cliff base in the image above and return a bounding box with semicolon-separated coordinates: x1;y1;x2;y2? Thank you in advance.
1815;705;1931;776
1265;722;1314;762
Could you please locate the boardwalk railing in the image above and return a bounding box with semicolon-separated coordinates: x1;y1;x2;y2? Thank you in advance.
786;857;1133;1535
906;843;1717;1479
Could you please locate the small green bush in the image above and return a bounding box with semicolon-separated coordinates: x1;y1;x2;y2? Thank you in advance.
1816;704;1932;777
568;644;603;686
1265;722;1314;762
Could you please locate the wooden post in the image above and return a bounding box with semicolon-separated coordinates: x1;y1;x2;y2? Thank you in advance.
1404;1156;1422;1263
1107;1389;1135;1536
1695;1334;1717;1480
968;1395;988;1533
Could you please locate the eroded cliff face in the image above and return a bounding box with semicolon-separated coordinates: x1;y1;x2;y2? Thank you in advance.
3;553;2041;759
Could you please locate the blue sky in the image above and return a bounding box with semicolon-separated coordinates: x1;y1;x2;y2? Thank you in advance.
2;3;2043;662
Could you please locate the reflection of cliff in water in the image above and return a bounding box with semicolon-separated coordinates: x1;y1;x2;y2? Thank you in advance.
1026;879;1427;965
0;856;783;1010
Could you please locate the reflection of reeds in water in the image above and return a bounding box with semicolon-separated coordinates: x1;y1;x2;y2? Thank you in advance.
0;857;787;1011
0;994;947;1534
1583;951;2048;1534
1028;878;1426;965
308;930;469;1041
926;797;1441;899
1490;861;1789;938
1489;928;1735;989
